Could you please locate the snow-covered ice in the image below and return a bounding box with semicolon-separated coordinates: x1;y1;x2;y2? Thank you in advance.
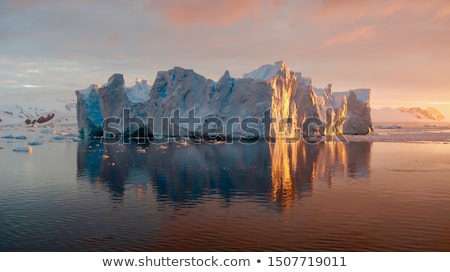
76;61;373;138
243;60;287;81
0;91;77;127
372;107;446;123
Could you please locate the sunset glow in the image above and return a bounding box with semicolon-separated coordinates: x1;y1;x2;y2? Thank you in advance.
1;0;449;117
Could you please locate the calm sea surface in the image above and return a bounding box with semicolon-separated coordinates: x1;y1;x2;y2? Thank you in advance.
1;139;449;251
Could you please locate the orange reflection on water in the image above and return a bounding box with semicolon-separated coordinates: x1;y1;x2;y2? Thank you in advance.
315;141;348;186
269;140;298;209
269;140;370;210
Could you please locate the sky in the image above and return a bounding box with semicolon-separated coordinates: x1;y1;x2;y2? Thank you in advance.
1;0;450;117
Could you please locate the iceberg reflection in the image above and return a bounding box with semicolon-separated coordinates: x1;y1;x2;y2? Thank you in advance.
76;140;371;207
269;140;371;209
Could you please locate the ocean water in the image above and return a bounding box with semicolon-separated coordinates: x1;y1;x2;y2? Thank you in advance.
0;137;450;251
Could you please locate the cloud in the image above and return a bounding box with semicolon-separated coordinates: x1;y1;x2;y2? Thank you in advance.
308;0;372;24
310;0;450;24
0;0;449;111
322;25;376;48
434;4;450;20
150;0;279;27
22;84;43;88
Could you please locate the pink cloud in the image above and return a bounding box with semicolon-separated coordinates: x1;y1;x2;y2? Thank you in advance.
151;0;279;27
310;0;450;24
434;4;450;20
309;0;371;24
381;1;406;17
322;25;376;48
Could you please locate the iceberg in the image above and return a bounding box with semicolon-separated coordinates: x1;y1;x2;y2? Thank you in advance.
76;61;373;139
76;84;103;137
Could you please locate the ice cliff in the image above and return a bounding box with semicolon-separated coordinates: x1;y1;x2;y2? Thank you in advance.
76;61;373;138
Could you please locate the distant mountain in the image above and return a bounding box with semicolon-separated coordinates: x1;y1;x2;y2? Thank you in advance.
372;107;446;123
0;92;76;126
398;107;445;121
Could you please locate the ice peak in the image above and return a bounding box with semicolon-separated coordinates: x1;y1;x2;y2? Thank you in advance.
326;83;332;94
135;77;148;86
399;107;445;121
108;73;123;82
275;60;288;71
243;60;291;81
172;66;193;73
106;73;124;89
219;70;232;81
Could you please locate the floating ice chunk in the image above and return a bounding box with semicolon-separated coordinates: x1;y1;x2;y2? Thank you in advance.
64;133;80;138
375;125;402;129
28;141;44;145
136;147;147;154
13;146;32;152
41;129;55;134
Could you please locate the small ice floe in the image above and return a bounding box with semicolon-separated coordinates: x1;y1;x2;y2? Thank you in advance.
28;141;43;146
375;125;402;129
159;145;168;150
64;133;80;138
40;128;55;134
69;137;81;142
64;132;81;142
13;146;32;152
177;138;190;147
136;147;147;154
53;135;65;140
1;134;14;139
15;135;27;140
